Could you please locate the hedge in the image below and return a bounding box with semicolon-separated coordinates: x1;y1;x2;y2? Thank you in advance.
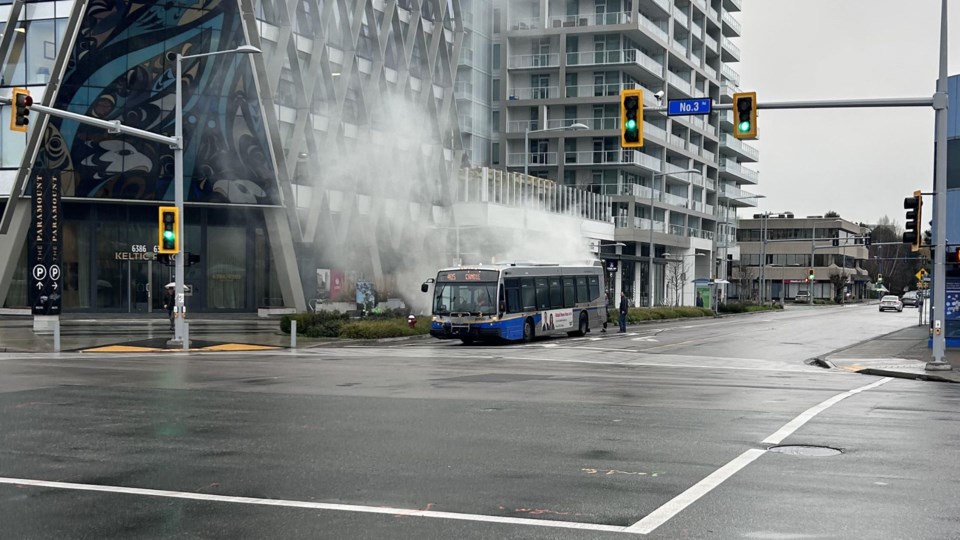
281;311;432;339
717;302;784;314
622;306;715;323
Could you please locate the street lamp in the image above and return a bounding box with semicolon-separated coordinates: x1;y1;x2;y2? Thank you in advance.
647;169;701;307
170;44;261;347
524;122;588;177
663;252;705;306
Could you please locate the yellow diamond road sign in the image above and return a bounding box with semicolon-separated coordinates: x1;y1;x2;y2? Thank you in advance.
916;268;929;281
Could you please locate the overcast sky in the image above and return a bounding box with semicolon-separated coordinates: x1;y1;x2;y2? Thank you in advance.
737;0;960;226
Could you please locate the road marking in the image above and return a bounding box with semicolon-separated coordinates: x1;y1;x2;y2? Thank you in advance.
762;377;892;445
0;477;628;534
625;377;894;534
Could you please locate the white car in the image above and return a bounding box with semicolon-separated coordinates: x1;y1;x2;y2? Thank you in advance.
879;295;903;312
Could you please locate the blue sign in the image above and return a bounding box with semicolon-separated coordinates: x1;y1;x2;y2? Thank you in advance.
667;98;712;116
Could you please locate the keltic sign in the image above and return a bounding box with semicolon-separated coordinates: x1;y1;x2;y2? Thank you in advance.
29;169;62;316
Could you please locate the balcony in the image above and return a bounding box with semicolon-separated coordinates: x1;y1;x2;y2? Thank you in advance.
667;71;692;96
508;53;560;69
672;7;689;27
620;183;658;200
704;64;718;79
720;134;759;162
544;116;618;131
724;0;743;12
720;158;759;184
691;21;703;39
507;86;560;101
671;41;688;58
721;37;741;62
721;64;740;86
563;150;661;172
639;14;669;42
718;183;760;206
566;49;663;79
506;152;558;168
709;7;720;22
722;11;742;36
546;11;630;28
650;0;670;15
511;16;543;31
564;82;659;105
614;216;668;234
705;35;718;54
663;192;689;208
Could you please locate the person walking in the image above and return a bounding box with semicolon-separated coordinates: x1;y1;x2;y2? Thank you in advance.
618;291;629;333
163;285;175;331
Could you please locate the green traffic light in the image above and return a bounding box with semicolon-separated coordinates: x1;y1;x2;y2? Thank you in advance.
625;119;637;131
163;230;175;241
738;120;751;133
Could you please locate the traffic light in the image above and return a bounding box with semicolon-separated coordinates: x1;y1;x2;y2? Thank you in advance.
877;273;883;283
620;89;644;149
732;91;757;140
902;190;922;252
10;88;32;133
158;206;180;254
808;268;815;281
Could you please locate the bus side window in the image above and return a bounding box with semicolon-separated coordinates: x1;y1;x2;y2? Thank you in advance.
536;278;551;310
562;277;575;308
504;278;520;313
521;278;537;311
576;276;589;304
548;277;563;309
588;275;600;301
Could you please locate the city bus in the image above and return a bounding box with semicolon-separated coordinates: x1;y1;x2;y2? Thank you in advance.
421;262;608;343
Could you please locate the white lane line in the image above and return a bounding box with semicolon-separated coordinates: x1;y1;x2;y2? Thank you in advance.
624;449;765;534
762;377;892;445
624;377;894;535
0;477;628;534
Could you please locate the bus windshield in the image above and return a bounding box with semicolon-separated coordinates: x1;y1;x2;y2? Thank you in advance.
433;282;498;315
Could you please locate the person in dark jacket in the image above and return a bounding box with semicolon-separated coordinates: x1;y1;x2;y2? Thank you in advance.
163;285;175;331
618;291;628;333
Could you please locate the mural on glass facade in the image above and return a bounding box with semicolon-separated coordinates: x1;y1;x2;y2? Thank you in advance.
35;0;280;205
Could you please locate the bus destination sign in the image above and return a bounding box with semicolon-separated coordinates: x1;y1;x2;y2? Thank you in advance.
438;270;499;282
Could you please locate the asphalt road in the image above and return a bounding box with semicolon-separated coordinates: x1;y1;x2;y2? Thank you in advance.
1;304;958;539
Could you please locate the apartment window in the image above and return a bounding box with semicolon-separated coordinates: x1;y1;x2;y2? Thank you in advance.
491;78;500;102
493;8;501;33
567;0;579;16
491;111;500;131
491;142;500;165
492;44;500;71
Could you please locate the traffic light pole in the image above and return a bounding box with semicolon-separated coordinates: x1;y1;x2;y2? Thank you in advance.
928;0;950;371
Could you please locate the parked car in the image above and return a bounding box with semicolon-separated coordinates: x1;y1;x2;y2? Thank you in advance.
879;295;903;312
901;291;920;307
794;290;811;303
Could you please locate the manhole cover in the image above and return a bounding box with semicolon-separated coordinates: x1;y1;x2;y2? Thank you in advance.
768;445;842;457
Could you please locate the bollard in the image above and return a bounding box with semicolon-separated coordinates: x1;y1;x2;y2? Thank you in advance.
53;319;61;353
291;319;297;349
182;321;189;351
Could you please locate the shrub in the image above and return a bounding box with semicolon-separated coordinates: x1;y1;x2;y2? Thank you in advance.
625;306;714;322
280;311;349;336
339;318;431;339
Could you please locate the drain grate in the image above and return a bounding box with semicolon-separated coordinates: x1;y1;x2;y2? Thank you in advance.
768;445;842;457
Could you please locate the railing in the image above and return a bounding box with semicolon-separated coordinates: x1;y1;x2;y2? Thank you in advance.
506;152;558;167
705;204;715;215
506;120;537;133
704;64;718;79
709;7;720;21
721;158;759;182
721;135;760;161
508;86;559;100
547;11;629;28
456;167;612;223
651;0;670;14
621;183;658;200
672;7;688;27
701;149;716;163
721;64;740;86
508;53;560;69
705;35;718;53
691;21;703;38
563;81;657;100
669;133;686;149
566;49;663;77
512;16;542;30
667;71;692;94
545;116;616;130
722;11;742;34
719;183;759;201
662;192;689;208
644;122;667;140
671;41;687;57
691;200;704;212
722;37;741;59
564;150;659;171
639;14;669;42
669;224;687;236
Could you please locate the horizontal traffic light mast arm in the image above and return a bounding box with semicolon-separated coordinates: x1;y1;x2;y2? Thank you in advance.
0;96;177;147
643;96;936;113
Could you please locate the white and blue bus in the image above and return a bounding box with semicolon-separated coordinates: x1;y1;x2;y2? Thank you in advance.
421;262;608;343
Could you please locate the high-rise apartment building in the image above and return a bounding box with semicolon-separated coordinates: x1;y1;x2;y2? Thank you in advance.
473;0;761;306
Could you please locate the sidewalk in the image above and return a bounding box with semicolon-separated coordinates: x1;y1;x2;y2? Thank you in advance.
818;324;960;383
0;315;298;353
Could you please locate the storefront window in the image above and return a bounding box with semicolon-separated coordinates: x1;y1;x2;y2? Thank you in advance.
207;225;247;309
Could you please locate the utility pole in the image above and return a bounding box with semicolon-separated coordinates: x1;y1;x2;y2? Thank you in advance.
928;0;950;371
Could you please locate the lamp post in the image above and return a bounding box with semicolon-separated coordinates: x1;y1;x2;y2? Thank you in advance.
663;252;705;306
719;194;765;303
808;218;842;305
524;122;588;177
647;169;701;307
170;44;261;348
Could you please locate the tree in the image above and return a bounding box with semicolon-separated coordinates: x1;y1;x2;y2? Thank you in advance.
665;258;689;306
862;215;921;296
829;269;849;303
824;210;840;218
732;260;757;302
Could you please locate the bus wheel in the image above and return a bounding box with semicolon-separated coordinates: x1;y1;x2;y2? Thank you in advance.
522;319;534;343
568;313;589;337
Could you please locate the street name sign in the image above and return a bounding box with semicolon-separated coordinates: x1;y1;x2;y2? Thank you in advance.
667;98;711;116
